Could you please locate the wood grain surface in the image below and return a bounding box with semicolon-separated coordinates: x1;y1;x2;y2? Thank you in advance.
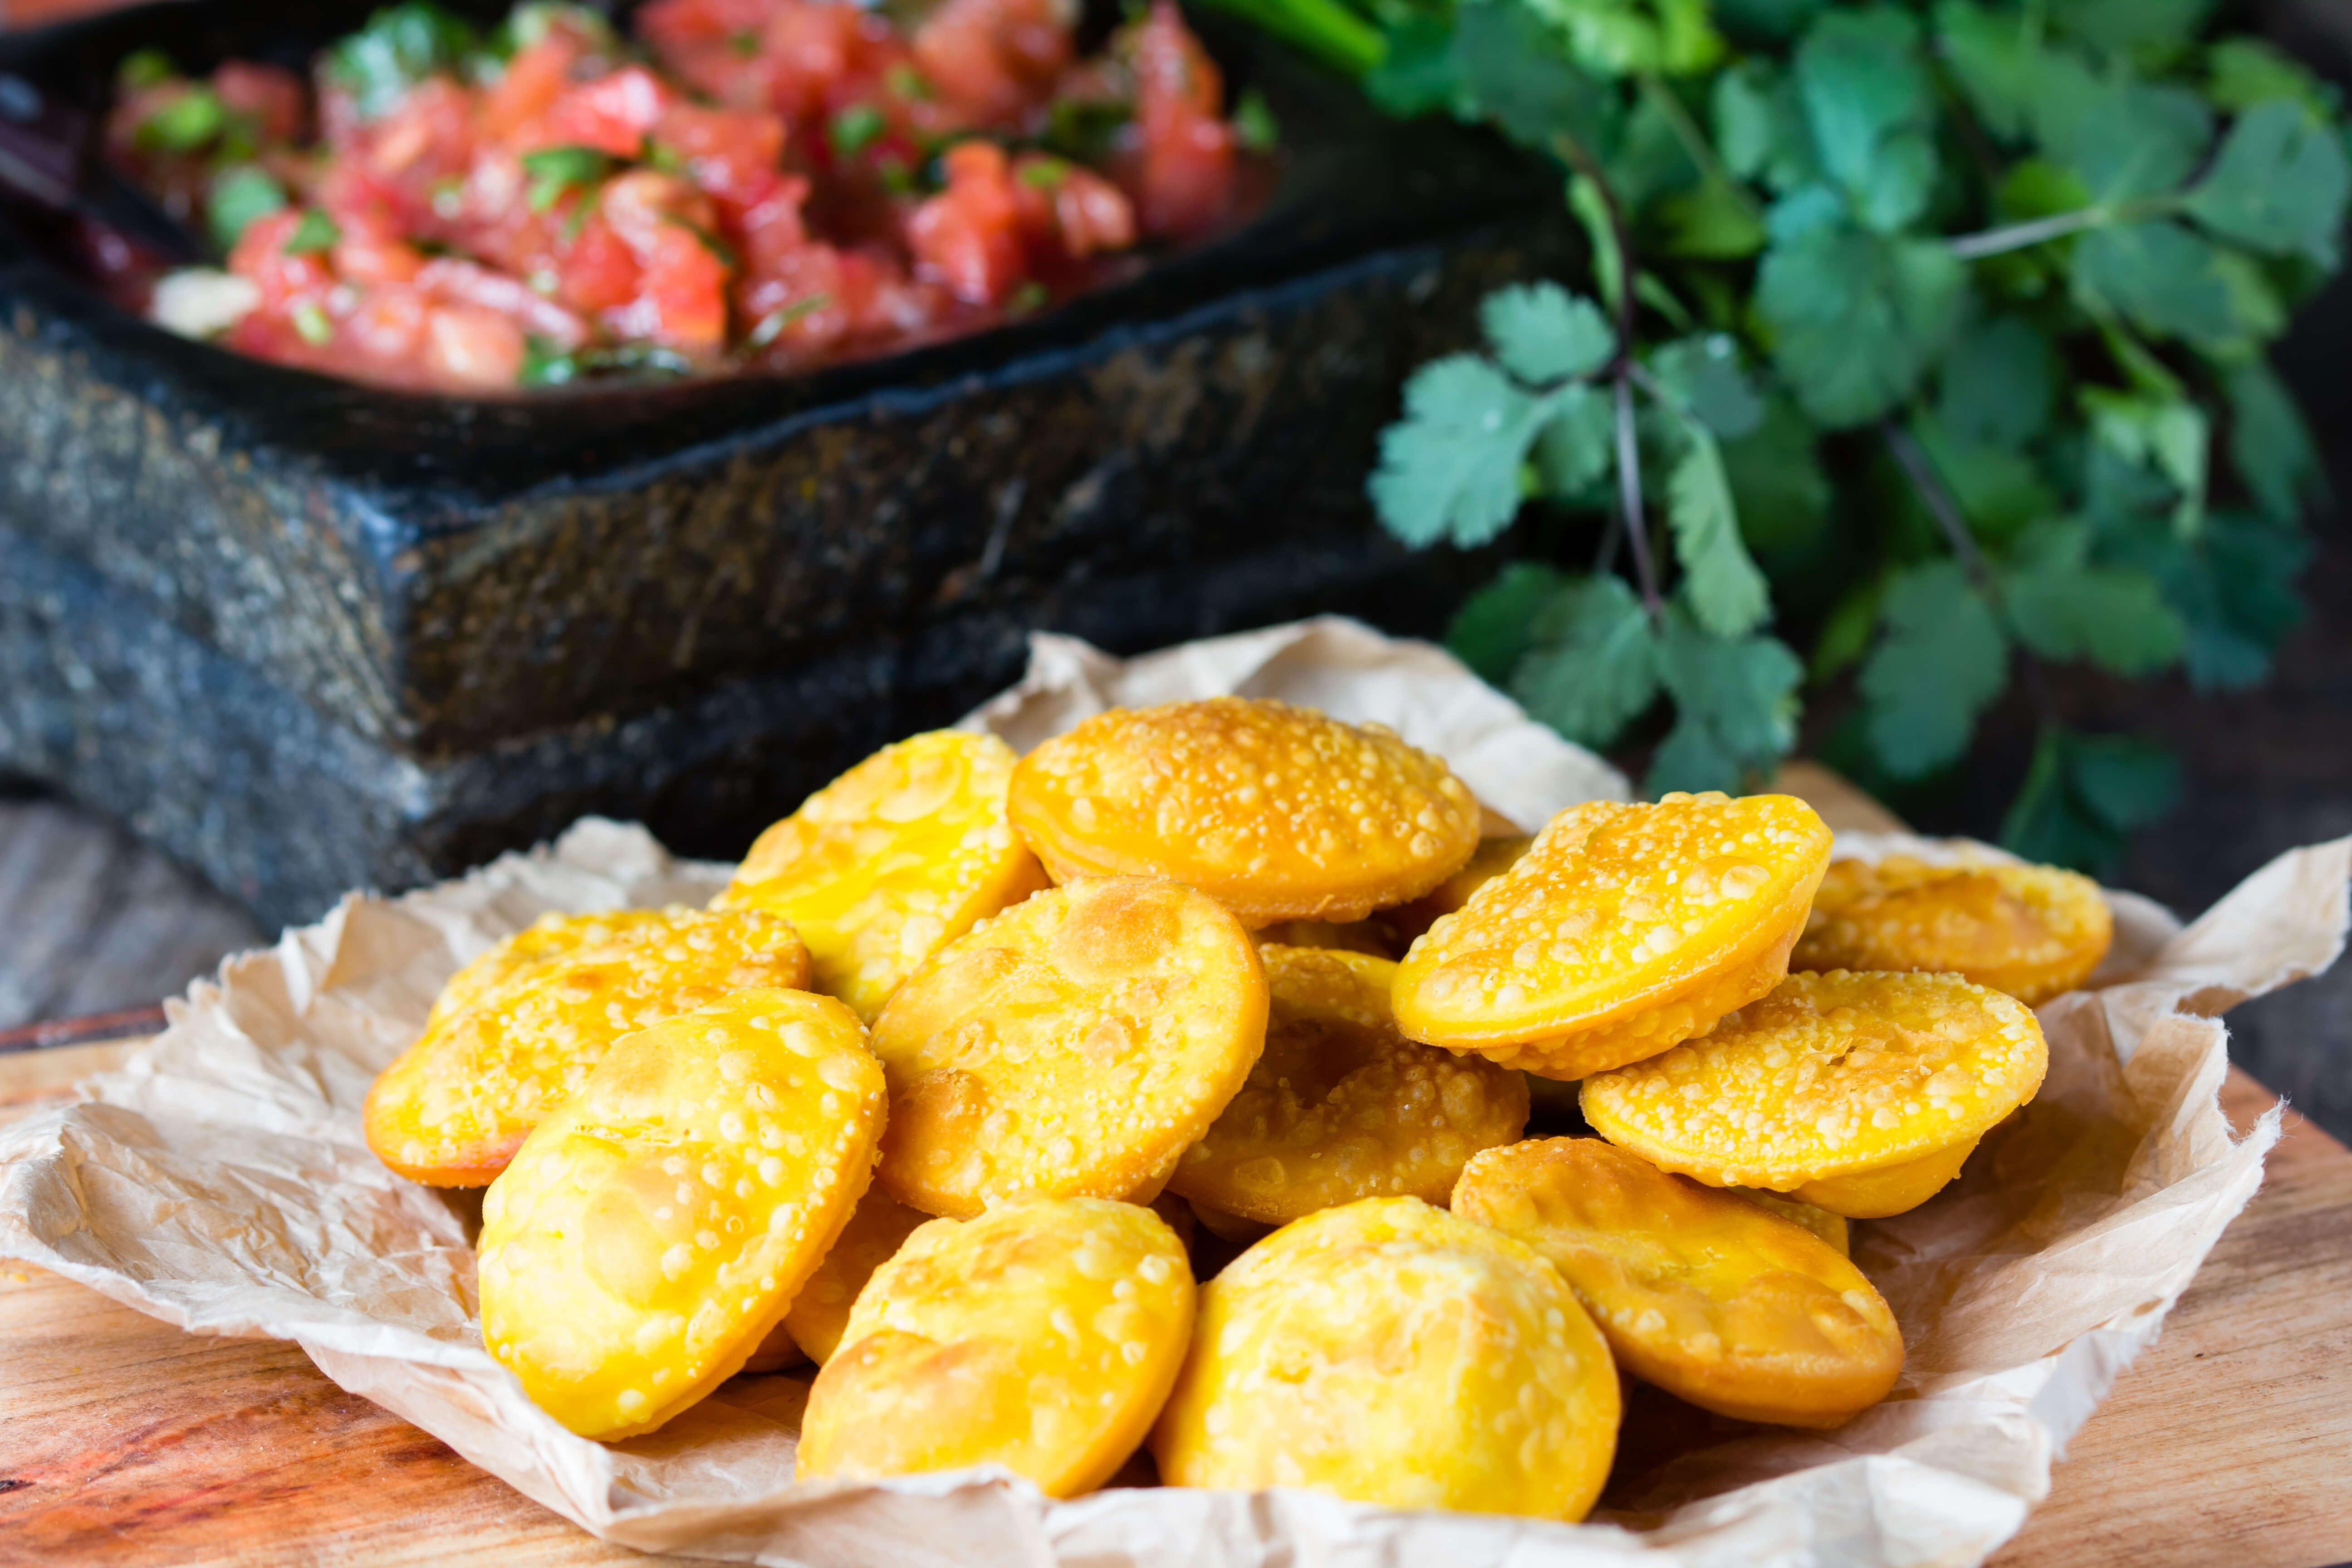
2;1041;2347;1566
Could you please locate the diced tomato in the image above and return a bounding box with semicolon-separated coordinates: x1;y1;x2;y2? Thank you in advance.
361;78;480;189
480;33;584;143
426;303;529;388
760;0;888;125
654;103;789;207
1125;0;1236;239
213;62;308;143
908;141;1029;304
737;172;815;274
1010;154;1135;261
556;212;644;314
346;284;433;363
229;209;335;302
417;257;591;348
539;66;678;157
912;0;1074;129
334;232;427;286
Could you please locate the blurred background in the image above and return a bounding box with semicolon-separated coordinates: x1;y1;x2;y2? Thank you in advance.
2;0;2347;1146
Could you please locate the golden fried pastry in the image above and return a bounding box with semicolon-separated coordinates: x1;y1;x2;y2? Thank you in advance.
425;908;701;1029
1255;919;1396;957
716;731;1048;1020
1731;1189;1851;1256
1377;833;1533;946
477;990;886;1440
1793;856;2113;1005
366;907;811;1186
867;876;1268;1217
797;1196;1194;1497
1393;793;1832;1080
1581;970;2048;1218
1166;946;1527;1223
1453;1138;1902;1427
1151;1197;1618;1518
1006;698;1481;926
781;1185;930;1365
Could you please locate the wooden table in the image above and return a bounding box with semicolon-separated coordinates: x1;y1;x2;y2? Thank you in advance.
3;1036;2348;1567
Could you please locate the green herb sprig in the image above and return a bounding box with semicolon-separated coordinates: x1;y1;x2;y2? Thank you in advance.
1219;0;2345;871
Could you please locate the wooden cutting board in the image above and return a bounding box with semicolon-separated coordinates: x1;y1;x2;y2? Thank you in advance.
3;1039;2348;1567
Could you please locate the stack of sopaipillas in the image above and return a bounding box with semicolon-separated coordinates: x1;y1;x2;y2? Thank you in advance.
363;698;2109;1519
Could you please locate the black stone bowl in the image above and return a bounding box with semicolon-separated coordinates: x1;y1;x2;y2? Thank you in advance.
0;0;1571;926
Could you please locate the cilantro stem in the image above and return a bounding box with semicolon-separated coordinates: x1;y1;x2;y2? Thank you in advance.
1614;372;1663;623
1946;205;2119;260
1551;136;1637;368
1884;419;2057;722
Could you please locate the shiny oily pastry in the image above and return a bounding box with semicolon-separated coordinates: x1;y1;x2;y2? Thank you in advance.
1793;855;2113;1005
867;876;1268;1217
1006;697;1482;926
1393;793;1832;1080
1581;970;2049;1218
1152;1197;1619;1519
1166;946;1527;1223
715;730;1048;1020
476;990;886;1440
1453;1138;1902;1427
365;906;811;1186
1732;1189;1851;1256
424;907;699;1029
796;1196;1194;1497
781;1185;931;1364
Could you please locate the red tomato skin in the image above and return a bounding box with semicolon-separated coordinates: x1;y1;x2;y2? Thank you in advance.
1125;0;1237;239
212;62;307;142
540;67;678;157
908;140;1030;304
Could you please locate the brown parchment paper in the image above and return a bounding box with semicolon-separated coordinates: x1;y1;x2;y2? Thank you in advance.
4;616;2347;1568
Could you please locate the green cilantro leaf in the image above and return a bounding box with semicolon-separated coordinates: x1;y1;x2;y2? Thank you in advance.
1510;573;1662;747
1794;7;1938;233
1648;605;1803;794
1663;421;1770;638
2108;508;2310;690
1714;60;1820;194
2000;728;2178;874
1521;0;1724;78
2073;220;2237;343
1448;562;1571;684
1481;283;1616;384
118;48;177;93
2206;39;2337;121
2036;75;2212;203
2225;358;2323;523
1907;413;2062;546
1531;384;1616;498
1757;217;1965;427
2184;100;2352;265
1450;0;1612;154
1370;355;1552;548
2082;388;2209;532
206;166;288;252
1811;576;1882;679
1720;395;1830;556
1934;1;2041;143
521;144;616;213
2049;0;2215;63
281;210;343;255
1859;559;2008;777
1233;88;1281;152
1999;521;2186;674
328;1;480;120
139;87;228;152
1648;334;1762;437
1364;15;1461;117
1936;313;2057;449
830;103;888;157
1658;176;1769;258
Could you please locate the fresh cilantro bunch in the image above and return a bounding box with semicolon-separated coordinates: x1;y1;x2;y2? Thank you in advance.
1215;0;2346;871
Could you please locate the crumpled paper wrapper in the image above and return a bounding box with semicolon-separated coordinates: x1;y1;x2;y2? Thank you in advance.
3;616;2347;1568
